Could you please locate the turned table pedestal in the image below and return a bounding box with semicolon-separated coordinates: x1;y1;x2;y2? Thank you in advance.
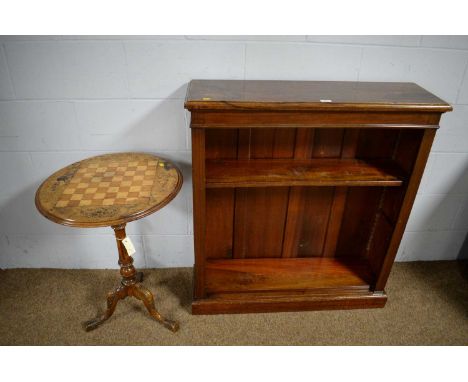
35;152;183;332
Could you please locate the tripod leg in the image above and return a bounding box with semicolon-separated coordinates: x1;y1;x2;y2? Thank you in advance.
131;284;179;332
83;284;127;331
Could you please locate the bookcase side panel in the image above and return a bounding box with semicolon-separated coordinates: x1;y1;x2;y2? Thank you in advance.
375;128;437;290
367;129;425;278
191;127;207;298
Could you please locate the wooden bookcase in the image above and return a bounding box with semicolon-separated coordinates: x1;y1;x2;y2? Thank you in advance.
185;80;452;315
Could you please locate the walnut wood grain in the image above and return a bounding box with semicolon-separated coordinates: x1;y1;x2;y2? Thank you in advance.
186;80;451;112
374;128;438;290
281;129;316;258
205;129;238;259
205;257;372;294
192;129;207;298
232;128;294;259
206;158;405;188
192;291;387;315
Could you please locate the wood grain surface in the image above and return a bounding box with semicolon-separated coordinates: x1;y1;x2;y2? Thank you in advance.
35;152;182;228
185;80;452;112
206;158;405;187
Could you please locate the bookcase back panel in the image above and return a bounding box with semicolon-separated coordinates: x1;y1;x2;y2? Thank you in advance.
356;129;400;158
241;128;296;159
205;129;237;259
233;187;289;258
205;188;235;259
337;187;388;260
294;187;335;257
310;129;345;158
205;128;409;160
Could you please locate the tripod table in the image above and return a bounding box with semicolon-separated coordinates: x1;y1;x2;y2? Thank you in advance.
35;152;182;332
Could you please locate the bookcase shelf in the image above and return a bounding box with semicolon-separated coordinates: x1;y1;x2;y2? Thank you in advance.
206;158;405;188
204;257;372;294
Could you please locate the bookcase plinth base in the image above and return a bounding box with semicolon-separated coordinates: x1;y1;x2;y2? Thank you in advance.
192;290;387;315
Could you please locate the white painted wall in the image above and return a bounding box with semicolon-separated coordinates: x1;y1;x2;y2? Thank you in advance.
0;35;467;268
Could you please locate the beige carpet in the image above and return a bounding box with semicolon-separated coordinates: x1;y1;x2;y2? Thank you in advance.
0;261;467;345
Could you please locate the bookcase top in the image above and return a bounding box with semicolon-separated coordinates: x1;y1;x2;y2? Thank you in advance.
185;80;451;112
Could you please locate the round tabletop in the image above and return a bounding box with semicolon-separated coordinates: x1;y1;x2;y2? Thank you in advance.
35;153;183;228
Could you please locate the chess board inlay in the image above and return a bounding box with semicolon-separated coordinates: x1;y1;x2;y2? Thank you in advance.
55;159;158;208
35;153;182;227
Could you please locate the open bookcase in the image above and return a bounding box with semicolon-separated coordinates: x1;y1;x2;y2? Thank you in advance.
185;80;451;314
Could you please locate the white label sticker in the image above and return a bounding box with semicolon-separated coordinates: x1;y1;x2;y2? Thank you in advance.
122;237;136;255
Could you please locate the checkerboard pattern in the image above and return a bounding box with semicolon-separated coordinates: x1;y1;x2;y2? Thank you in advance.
55;159;159;208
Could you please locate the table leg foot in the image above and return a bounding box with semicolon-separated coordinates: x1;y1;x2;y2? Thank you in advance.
83;284;127;332
132;284;179;333
84;224;178;333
